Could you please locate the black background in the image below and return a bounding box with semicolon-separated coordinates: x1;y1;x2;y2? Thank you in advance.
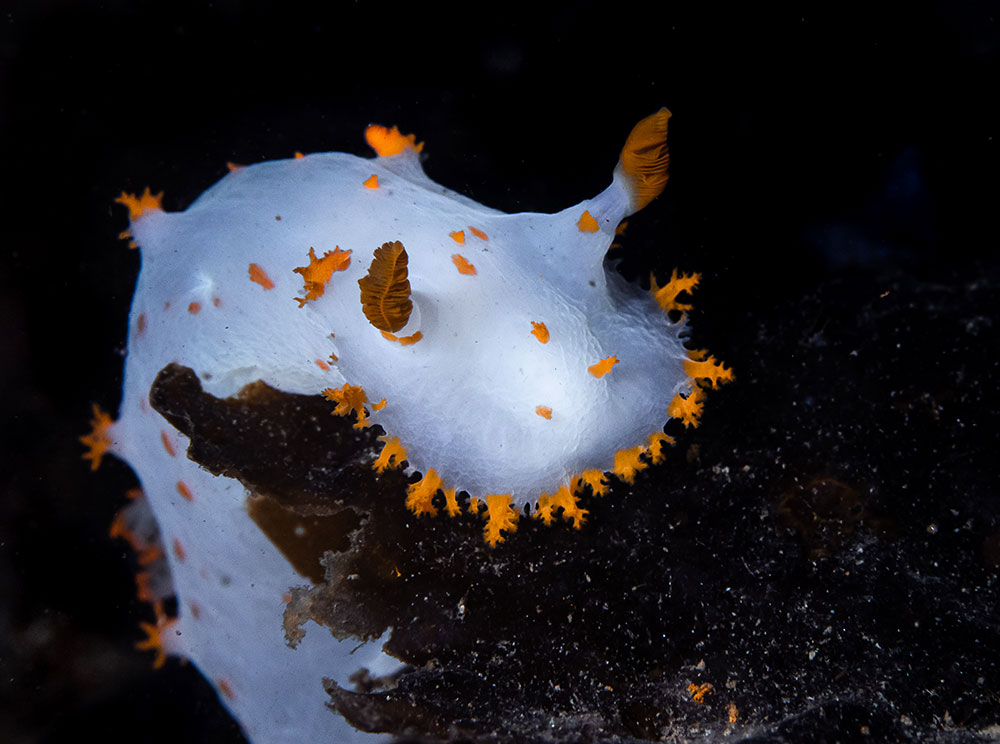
1;1;997;742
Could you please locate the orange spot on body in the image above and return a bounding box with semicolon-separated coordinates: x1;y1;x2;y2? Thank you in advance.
217;679;236;701
80;404;113;471
172;538;186;562
114;187;163;219
484;494;519;546
359;241;412;332
588;356;619;378
363;174;379;189
176;481;194;501
364;125;424;157
212;297;221;307
188;302;201;314
136;313;147;336
293;246;352;307
190;602;202;620
577;210;600;233
451;254;476;275
535;405;552;419
294;151;305;159
530;321;549;344
315;358;330;371
449;230;465;245
160;431;176;457
248;263;275;290
226;161;244;172
468;225;488;241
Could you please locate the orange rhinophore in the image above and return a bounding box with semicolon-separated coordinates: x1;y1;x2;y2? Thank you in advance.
617;108;671;211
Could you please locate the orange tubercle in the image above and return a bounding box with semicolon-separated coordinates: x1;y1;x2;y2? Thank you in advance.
468;226;488;241
160;431;176;457
187;302;201;315
80;404;113;471
530;321;550;344
407;469;443;516
668;386;707;428
483;494;519;546
293;246;352;307
363;174;379;189
449;230;465;245
114;187;163;219
535;405;553;420
176;481;194;501
248;263;275;290
365;125;424;157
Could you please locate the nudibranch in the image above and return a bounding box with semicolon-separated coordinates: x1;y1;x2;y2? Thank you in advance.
86;110;731;741
106;109;730;549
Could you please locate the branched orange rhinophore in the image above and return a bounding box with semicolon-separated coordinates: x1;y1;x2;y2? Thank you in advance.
483;494;518;546
359;241;412;332
322;383;372;428
293;246;351;307
650;269;701;316
80;403;113;471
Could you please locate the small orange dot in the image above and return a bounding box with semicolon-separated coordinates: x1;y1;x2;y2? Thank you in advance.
176;481;194;501
187;302;201;314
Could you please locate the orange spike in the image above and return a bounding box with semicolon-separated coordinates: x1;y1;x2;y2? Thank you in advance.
114;187;163;219
406;469;443;516
668;386;707;427
468;226;488;241
293;246;352;307
373;435;407;473
451;254;476;275
613;446;647;483
363;174;379;189
577;210;600;233
650;269;700;315
684;352;735;389
575;469;609;497
535;405;552;420
618;108;671;211
483;494;518;546
530;321;549;344
359;241;412;332
80;404;113;471
588;356;619;378
322;383;372;428
364;125;424;157
248;263;275;290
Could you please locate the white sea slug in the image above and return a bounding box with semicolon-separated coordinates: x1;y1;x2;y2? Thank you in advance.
82;110;731;741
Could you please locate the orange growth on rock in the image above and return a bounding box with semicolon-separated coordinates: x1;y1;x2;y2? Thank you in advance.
577;210;600;233
530;321;549;344
688;682;713;704
80;404;113;471
451;254;476;275
650;269;700;316
407;469;443;516
248;263;275;290
373;435;407;473
359;241;412;332
535;405;553;420
293;246;352;307
322;383;372;429
484;494;519;546
365;125;424;157
588;356;619;378
114;187;163;219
